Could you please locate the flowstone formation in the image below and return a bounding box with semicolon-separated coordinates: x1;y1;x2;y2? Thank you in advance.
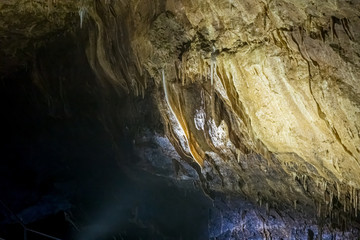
84;0;360;226
1;0;360;238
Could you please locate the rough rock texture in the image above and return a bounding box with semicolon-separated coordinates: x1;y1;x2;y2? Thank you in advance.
82;0;360;224
1;0;360;238
0;0;78;75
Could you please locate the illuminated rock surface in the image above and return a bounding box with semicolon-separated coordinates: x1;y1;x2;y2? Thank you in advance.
1;0;360;239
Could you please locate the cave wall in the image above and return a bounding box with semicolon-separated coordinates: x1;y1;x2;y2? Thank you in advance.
1;0;360;238
78;0;360;224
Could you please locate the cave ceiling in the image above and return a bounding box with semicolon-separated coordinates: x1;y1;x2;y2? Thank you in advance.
1;0;360;233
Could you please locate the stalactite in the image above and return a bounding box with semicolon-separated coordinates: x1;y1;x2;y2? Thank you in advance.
211;84;216;121
162;69;180;134
174;61;180;82
324;190;327;204
236;148;241;163
132;78;139;97
209;55;217;120
324;201;328;219
329;190;333;213
204;59;208;83
352;187;356;209
162;69;184;144
332;157;340;172
144;75;147;90
141;85;145;99
351;186;354;209
210;58;215;86
134;50;142;77
355;189;358;217
356;189;359;210
79;7;86;29
181;54;187;86
354;188;357;210
161;69;204;166
341;18;354;41
302;175;308;192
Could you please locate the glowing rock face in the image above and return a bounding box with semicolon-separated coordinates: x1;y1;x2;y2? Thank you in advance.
122;0;360;217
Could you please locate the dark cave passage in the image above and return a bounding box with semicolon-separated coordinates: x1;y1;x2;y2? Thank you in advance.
0;38;213;240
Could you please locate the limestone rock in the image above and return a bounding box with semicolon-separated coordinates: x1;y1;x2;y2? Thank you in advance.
1;0;360;232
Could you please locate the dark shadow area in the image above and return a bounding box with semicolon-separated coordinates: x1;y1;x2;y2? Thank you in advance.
0;36;211;240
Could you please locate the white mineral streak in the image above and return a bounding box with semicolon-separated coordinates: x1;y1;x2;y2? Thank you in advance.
194;108;206;131
208;119;236;156
162;69;191;154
